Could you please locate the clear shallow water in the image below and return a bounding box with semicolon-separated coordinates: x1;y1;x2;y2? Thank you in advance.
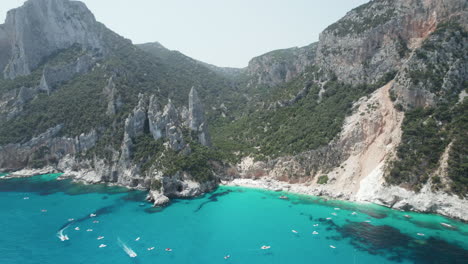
0;175;467;264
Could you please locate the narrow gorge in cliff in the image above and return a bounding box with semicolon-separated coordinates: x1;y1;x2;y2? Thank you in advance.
0;0;466;263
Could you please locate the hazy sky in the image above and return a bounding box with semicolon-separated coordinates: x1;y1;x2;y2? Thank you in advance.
0;0;369;68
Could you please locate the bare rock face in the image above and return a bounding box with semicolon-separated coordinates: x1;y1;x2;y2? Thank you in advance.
391;20;468;109
246;43;317;87
0;125;97;171
103;76;122;116
0;0;105;79
188;87;211;146
38;54;95;94
124;94;147;140
315;0;467;84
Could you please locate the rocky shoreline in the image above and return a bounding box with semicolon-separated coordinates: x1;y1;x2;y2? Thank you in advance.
2;167;467;222
222;178;468;222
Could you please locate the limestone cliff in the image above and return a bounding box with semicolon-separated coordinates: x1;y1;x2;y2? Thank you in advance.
245;43;317;88
0;0;108;79
0;0;466;219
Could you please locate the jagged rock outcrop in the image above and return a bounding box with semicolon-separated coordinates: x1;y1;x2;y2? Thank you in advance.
147;171;218;207
103;76;122;116
148;97;185;150
188;87;211;146
0;0;107;79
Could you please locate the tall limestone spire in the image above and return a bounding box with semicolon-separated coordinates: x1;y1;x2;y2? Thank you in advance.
188;87;211;146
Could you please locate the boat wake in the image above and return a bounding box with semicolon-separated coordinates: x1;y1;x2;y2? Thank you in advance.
118;238;137;258
57;224;70;241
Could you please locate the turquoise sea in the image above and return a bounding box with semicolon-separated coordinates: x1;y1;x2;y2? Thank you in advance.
0;174;467;264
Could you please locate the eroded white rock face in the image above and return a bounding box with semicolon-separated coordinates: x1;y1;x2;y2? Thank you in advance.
148;190;170;207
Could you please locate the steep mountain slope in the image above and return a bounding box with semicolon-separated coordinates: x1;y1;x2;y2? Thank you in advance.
0;0;233;205
0;0;466;219
214;0;468;219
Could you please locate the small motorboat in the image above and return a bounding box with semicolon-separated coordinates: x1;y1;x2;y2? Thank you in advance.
417;233;425;236
68;218;74;222
93;220;100;224
326;217;332;220
99;244;107;248
224;255;231;260
74;227;80;231
147;247;155;251
351;212;357;215
331;212;337;216
279;195;289;200
135;237;140;241
90;213;97;217
330;245;336;249
291;230;298;234
97;236;104;240
23;197;30;200
261;245;271;250
312;231;319;235
86;229;93;232
165;248;172;252
313;224;319;227
440;223;453;228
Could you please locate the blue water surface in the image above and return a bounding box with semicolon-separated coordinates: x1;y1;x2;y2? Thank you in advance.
0;174;467;264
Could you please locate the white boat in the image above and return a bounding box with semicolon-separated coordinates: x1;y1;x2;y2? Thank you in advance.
224;255;231;259
331;212;337;216
86;229;93;232
330;245;336;249
312;231;319;235
261;245;271;250
99;244;107;248
440;223;453;228
291;230;298;233
97;236;104;240
417;233;425;236
74;227;80;231
351;212;357;215
119;239;137;258
57;225;70;241
135;237;140;241
147;247;155;251
90;213;97;217
313;224;319;227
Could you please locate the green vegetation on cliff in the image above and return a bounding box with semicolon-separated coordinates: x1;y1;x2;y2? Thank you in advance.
388;98;467;197
211;68;396;160
387;20;468;197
